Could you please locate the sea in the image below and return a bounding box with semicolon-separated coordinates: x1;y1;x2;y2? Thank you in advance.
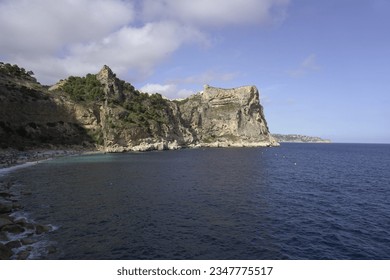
2;143;390;259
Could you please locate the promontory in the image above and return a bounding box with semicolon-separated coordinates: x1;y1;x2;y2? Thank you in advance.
0;62;278;152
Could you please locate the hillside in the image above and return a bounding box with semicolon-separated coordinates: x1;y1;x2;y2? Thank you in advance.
0;62;278;152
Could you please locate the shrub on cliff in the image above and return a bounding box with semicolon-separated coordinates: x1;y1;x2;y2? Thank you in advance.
61;74;104;102
123;92;169;126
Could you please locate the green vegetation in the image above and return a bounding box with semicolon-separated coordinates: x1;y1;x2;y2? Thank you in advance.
118;79;137;95
61;74;104;102
0;62;34;78
123;92;170;126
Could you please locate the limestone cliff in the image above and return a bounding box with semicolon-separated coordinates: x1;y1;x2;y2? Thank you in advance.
0;62;278;151
176;85;278;147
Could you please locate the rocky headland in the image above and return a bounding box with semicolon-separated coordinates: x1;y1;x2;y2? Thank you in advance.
1;62;278;154
272;134;331;143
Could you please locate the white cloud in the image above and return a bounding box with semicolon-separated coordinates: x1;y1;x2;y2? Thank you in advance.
0;0;290;85
289;54;320;78
142;0;290;27
0;0;134;55
0;0;135;83
140;83;195;100
140;83;177;95
62;22;207;77
1;16;206;84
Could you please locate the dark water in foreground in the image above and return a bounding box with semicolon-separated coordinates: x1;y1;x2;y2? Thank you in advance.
5;143;390;259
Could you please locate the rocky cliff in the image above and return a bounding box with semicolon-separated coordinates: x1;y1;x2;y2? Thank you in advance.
0;62;278;151
176;85;277;147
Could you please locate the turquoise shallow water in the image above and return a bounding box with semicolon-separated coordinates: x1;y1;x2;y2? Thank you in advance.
5;143;390;259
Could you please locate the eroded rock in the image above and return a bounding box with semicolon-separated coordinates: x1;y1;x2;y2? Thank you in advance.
35;224;52;235
0;217;13;228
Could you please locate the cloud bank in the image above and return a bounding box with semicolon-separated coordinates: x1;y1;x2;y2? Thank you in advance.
0;0;290;86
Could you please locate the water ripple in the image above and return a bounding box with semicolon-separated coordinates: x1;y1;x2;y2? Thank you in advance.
6;144;390;259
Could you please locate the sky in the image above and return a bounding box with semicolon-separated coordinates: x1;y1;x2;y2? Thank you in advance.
1;0;389;143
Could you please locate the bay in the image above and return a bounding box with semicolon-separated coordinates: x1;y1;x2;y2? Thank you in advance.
5;143;390;259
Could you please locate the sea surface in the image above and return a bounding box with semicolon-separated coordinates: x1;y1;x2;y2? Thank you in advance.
3;143;390;259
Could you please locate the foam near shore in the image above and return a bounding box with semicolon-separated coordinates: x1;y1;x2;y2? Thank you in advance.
0;177;59;259
0;148;91;260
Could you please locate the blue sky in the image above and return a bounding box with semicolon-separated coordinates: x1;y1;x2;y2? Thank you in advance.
1;0;389;143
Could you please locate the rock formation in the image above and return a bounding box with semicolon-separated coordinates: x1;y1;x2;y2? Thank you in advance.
177;85;277;147
0;62;278;152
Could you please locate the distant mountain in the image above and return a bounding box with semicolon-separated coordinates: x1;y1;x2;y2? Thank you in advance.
0;62;278;152
272;134;331;143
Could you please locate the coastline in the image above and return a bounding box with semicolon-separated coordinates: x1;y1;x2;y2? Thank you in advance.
0;147;96;260
0;148;96;169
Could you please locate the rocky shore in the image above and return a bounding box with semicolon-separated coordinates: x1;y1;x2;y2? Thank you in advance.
0;178;56;259
0;148;95;260
0;148;92;169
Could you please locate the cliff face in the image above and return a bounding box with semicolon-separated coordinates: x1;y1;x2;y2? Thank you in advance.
177;85;277;147
81;65;195;151
0;63;278;151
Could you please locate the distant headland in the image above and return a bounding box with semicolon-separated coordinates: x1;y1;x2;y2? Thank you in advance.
272;134;331;143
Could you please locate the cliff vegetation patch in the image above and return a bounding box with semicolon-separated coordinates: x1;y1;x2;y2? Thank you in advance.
61;74;104;102
0;62;34;79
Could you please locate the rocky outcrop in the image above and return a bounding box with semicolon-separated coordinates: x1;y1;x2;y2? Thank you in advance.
0;63;278;152
177;85;278;148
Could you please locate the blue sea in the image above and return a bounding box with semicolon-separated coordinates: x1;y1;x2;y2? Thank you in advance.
4;143;390;259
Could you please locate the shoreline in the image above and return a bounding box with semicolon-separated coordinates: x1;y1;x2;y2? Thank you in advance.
0;147;97;260
0;175;54;259
0;148;97;170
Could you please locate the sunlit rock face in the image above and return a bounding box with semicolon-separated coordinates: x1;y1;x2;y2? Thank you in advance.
177;85;278;148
